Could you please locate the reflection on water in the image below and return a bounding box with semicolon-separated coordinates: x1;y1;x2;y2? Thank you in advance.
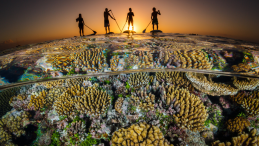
0;33;258;87
0;71;259;145
0;33;259;145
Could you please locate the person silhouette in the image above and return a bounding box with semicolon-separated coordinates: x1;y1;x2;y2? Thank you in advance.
104;8;115;34
127;8;134;31
151;7;161;30
76;14;84;36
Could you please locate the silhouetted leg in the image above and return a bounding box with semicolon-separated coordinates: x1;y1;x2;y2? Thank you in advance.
79;28;82;36
108;26;110;33
128;21;130;30
105;27;107;34
82;27;84;36
153;24;154;30
132;20;134;31
157;24;158;30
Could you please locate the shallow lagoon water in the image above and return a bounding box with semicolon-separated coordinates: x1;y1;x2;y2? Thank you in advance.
0;33;259;146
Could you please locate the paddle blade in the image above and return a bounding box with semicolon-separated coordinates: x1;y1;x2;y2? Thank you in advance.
142;29;146;33
93;31;97;35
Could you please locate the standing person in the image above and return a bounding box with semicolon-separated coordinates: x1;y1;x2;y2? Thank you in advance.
104;8;115;34
151;7;161;30
127;8;134;31
76;14;84;36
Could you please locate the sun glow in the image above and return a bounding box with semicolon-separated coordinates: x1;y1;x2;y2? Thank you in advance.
128;26;137;32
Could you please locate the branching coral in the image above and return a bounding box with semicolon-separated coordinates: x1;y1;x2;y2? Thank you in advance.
158;50;213;69
0;110;30;144
128;72;149;89
66;120;86;136
186;72;238;96
74;86;111;116
115;97;124;114
132;90;156;111
226;117;250;133
46;87;67;106
230;91;259;117
111;122;173;146
38;80;66;89
211;128;259;146
9;94;31;111
233;77;259;90
54;92;76;116
232;63;252;73
127;51;154;69
47;48;107;72
27;90;48;110
155;71;193;90
161;85;208;132
230;92;247;104
241;97;259;117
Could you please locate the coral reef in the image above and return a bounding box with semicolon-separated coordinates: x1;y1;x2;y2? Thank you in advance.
131;90;156;111
53;91;76;116
27;90;48;110
230;92;247;105
0;110;30;144
241;97;259;117
89;116;111;139
115;97;124;114
9;94;31;111
186;72;238;96
155;71;193;90
161;85;208;132
232;63;252;72
158;50;213;69
74;86;111;116
66;120;86;136
233;77;259;90
211;128;259;146
226;117;250;133
38;80;66;89
128;72;149;89
230;91;259;117
127;51;154;69
111;122;173;146
46;87;67;106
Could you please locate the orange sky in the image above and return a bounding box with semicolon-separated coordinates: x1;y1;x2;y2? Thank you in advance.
0;0;259;49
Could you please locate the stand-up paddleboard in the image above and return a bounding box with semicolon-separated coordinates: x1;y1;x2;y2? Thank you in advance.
106;32;114;34
123;30;136;33
150;30;163;33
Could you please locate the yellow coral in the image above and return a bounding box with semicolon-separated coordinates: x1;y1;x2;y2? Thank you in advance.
226;117;250;133
211;128;259;146
115;97;124;114
163;85;208;132
186;72;238;96
111;122;173;146
156;71;194;91
74;86;111;116
233;77;259;90
0;110;30;144
27;90;48;110
128;72;149;89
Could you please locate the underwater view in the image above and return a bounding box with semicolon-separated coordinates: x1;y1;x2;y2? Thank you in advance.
0;33;259;146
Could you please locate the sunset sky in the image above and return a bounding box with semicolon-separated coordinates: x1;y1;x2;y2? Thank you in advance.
0;0;259;49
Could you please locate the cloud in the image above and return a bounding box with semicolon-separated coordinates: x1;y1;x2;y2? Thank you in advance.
2;39;14;44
